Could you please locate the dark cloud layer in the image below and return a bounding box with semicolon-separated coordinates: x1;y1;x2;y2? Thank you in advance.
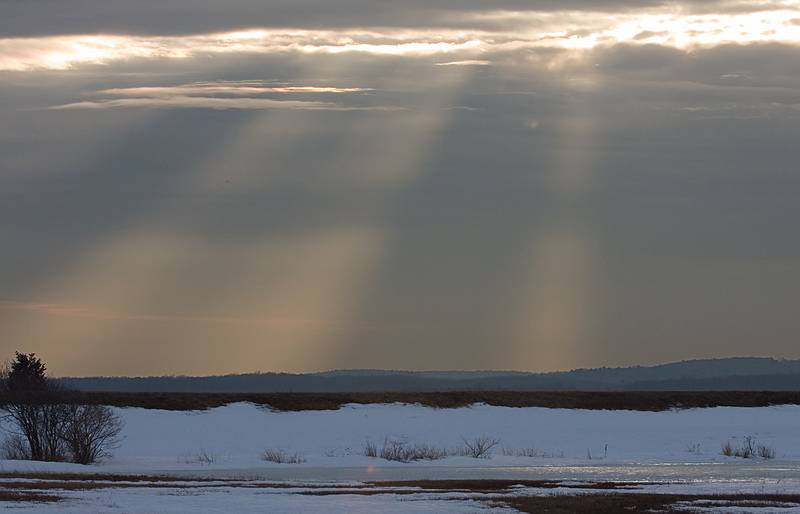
1;1;799;375
0;0;702;37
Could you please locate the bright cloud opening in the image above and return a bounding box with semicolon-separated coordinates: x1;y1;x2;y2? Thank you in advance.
2;5;800;71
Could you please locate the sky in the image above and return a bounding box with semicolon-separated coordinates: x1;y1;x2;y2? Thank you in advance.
1;0;799;376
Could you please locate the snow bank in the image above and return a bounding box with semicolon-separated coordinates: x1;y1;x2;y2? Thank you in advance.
2;403;799;473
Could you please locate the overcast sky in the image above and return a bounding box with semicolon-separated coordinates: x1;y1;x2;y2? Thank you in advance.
1;0;799;376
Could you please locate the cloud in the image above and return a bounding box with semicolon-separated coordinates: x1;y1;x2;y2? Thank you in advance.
50;96;400;111
51;97;335;110
0;1;689;37
48;80;398;111
2;1;796;38
2;5;800;71
0;31;489;71
99;82;373;96
3;1;800;375
435;60;491;66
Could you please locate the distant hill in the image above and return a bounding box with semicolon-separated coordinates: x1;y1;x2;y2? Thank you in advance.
58;357;800;392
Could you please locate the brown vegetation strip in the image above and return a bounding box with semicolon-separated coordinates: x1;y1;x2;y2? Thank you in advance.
502;493;800;514
0;490;62;503
0;474;651;495
22;390;800;411
0;472;225;483
0;472;299;492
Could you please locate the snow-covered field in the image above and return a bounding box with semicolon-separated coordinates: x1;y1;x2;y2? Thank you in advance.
1;403;799;512
3;402;798;473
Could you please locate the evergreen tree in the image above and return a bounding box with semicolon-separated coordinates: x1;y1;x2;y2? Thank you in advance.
7;352;48;392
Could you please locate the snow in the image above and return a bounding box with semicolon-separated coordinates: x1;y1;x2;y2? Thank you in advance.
0;486;515;514
1;403;800;512
4;480;800;514
1;402;799;473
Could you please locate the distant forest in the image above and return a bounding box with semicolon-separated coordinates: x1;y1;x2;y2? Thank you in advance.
59;357;800;392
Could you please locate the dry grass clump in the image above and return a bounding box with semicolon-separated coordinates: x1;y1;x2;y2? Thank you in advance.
178;450;218;465
502;446;565;458
364;435;502;462
721;436;775;459
364;438;448;462
506;493;800;514
262;448;306;464
0;491;63;503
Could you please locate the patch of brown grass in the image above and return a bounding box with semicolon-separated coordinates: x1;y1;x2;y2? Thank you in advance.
0;491;62;503
25;390;800;412
0;472;223;483
504;493;800;514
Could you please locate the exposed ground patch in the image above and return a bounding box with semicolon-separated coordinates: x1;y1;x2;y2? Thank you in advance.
504;493;800;513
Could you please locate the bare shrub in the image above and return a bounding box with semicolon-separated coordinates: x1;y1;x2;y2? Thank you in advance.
722;436;774;459
378;438;408;462
722;441;734;457
364;440;378;458
757;444;776;460
410;444;448;461
61;404;123;464
737;436;755;458
262;448;306;464
1;434;31;460
457;436;499;459
364;438;448;462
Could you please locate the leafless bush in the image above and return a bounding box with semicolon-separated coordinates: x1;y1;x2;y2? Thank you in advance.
722;441;735;457
61;404;123;464
262;448;306;464
1;434;31;460
757;444;776;460
722;436;774;459
378;438;409;462
738;436;755;458
457;436;499;459
380;440;447;462
364;438;448;462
